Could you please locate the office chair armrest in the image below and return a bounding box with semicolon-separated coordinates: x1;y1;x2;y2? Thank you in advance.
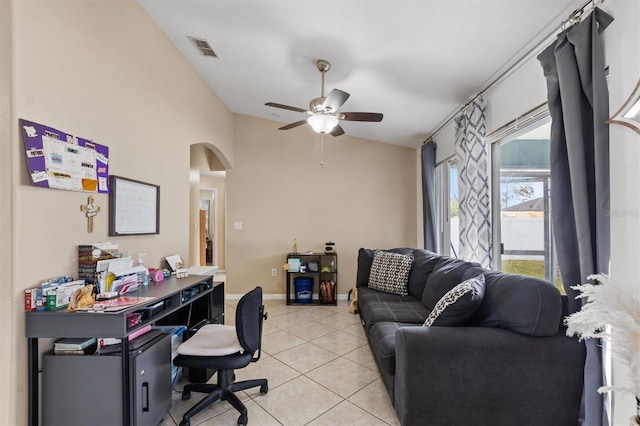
252;305;268;362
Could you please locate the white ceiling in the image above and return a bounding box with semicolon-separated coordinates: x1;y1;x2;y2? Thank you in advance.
138;0;584;148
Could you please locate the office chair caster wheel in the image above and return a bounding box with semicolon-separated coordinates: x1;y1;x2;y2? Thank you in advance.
260;384;268;394
237;414;248;425
181;390;191;401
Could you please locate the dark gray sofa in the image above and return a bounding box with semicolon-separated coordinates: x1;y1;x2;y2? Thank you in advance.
356;247;586;426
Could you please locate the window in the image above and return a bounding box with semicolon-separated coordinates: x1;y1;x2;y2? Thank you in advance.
491;116;562;291
435;158;459;257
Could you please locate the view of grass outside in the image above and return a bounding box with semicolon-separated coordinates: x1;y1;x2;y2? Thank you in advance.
501;259;564;294
502;259;543;277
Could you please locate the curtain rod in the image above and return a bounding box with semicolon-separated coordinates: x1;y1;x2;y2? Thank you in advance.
425;0;603;142
486;101;549;140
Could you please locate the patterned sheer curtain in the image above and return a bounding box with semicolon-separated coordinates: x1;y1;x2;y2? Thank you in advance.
455;98;492;268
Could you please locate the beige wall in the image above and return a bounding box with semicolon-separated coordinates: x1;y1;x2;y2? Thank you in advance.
9;1;234;424
1;1;14;425
225;114;417;296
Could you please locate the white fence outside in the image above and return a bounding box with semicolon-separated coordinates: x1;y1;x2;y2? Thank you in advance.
450;216;544;260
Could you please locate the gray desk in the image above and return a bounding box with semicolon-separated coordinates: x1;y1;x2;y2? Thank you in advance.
26;275;224;426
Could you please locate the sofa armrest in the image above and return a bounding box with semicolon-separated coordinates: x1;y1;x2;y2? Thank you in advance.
394;326;585;426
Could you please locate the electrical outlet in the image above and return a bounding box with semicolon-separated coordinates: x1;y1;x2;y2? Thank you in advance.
271;268;277;276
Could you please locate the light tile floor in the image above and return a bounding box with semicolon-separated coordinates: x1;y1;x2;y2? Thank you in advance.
160;299;400;426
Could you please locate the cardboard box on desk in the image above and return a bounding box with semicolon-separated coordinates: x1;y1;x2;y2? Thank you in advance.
46;280;86;310
25;275;75;311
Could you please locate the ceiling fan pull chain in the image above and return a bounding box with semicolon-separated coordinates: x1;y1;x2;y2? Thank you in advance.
320;134;325;170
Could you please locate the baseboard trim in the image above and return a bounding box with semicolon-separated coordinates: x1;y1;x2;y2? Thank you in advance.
225;293;348;301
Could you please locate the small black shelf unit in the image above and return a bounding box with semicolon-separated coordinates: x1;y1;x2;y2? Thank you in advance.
285;252;337;305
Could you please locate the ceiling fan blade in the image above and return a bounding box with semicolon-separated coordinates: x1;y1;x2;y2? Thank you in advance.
340;112;384;122
322;89;350;112
278;120;308;130
265;102;308;114
330;124;345;137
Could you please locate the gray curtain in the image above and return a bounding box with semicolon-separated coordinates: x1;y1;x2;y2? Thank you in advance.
421;141;437;251
537;8;613;426
455;98;492;268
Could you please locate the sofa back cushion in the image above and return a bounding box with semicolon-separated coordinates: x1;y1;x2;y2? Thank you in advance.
468;271;562;336
356;247;414;287
406;249;441;299
421;257;484;324
422;257;483;309
423;273;485;326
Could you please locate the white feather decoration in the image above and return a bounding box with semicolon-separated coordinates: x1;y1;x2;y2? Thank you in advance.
565;273;640;397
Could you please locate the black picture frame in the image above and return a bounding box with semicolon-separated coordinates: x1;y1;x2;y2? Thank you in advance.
108;175;160;236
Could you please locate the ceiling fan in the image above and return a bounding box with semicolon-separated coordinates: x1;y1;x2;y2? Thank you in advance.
265;59;383;137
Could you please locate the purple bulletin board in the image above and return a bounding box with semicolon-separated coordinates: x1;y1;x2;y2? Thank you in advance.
19;119;110;193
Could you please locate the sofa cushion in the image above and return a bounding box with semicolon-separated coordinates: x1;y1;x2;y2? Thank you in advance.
368;250;414;296
422;257;483;310
423;274;485;326
368;322;421;376
356;247;414;287
468;271;562;336
358;288;428;330
358;286;417;306
406;249;441;299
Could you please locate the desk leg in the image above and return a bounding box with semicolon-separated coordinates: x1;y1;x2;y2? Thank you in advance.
122;338;131;426
28;338;38;426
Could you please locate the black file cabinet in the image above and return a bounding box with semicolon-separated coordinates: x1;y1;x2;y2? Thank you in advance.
42;334;171;426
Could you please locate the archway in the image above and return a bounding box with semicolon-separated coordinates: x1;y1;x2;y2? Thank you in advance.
189;143;229;270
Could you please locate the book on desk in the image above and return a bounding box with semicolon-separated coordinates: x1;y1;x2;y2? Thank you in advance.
54;337;98;355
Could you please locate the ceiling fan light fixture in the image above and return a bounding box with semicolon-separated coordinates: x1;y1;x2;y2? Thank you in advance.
307;114;338;134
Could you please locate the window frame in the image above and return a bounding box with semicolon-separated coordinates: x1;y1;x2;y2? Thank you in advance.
488;108;560;287
435;157;458;257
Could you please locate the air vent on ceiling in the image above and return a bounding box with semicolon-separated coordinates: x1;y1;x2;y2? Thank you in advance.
188;36;218;58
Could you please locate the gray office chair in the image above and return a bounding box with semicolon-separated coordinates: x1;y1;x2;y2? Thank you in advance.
173;286;268;426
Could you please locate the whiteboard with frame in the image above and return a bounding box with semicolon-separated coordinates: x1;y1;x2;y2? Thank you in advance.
109;175;160;236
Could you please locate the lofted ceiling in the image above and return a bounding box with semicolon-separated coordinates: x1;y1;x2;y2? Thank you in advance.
138;0;584;148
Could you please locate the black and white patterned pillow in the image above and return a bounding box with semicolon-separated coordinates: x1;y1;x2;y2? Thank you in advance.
367;250;413;295
423;274;485;326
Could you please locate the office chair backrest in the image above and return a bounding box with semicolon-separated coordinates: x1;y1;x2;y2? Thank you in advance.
235;286;263;354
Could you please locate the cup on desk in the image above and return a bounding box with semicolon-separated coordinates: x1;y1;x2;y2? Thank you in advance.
152;269;164;282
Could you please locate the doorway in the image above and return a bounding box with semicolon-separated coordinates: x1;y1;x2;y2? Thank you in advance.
189;143;227;270
200;189;217;266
